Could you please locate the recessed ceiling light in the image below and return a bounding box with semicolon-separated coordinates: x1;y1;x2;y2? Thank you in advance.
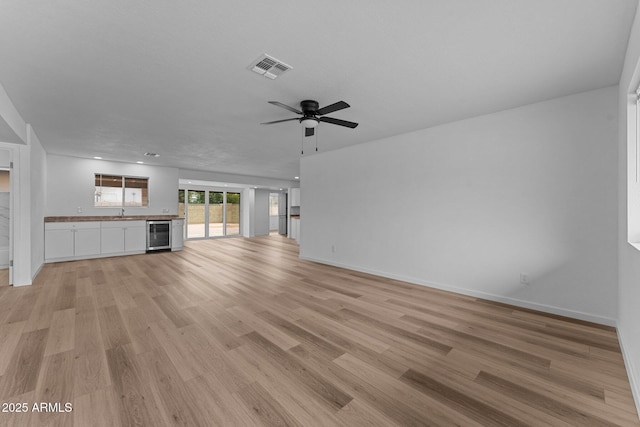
294;176;299;179
136;161;144;164
144;152;160;157
93;156;102;160
188;181;192;184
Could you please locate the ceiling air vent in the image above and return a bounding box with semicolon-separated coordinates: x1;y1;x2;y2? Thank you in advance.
249;54;292;80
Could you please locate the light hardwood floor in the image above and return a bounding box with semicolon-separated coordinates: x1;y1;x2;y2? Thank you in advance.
0;269;9;288
0;235;638;426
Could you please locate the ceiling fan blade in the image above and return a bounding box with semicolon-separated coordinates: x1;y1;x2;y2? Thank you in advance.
261;118;300;125
268;101;302;115
318;116;359;128
316;101;350;116
305;127;315;137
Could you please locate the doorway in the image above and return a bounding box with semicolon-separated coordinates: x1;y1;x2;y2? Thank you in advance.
277;192;287;235
269;193;279;232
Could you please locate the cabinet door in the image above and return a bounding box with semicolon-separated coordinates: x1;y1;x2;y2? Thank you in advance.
45;229;74;260
291;188;300;206
292;218;300;242
290;219;297;240
172;220;184;250
125;226;147;252
101;227;125;254
75;228;101;257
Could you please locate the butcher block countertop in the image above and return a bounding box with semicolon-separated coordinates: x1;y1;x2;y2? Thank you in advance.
45;215;184;222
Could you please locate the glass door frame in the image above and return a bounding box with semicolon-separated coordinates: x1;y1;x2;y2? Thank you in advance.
208;191;224;238
179;185;242;240
225;191;241;236
186;189;207;240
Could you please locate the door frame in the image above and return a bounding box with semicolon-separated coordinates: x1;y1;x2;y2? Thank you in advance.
0;147;13;286
0;167;12;285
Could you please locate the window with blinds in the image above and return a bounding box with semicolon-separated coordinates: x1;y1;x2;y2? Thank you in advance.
95;174;149;207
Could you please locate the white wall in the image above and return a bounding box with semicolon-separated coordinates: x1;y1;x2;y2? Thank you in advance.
179;168;296;190
301;86;618;325
0;83;26;143
28;125;46;279
46;154;179;216
618;2;640;415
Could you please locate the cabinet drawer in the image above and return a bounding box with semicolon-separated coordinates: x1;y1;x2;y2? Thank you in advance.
101;220;146;229
45;221;101;230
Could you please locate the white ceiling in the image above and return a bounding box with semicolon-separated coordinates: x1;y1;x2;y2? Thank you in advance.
0;1;636;180
0;116;22;145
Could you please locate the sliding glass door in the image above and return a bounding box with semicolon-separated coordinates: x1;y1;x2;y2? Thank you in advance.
209;192;224;237
225;192;240;236
181;188;241;239
186;190;206;238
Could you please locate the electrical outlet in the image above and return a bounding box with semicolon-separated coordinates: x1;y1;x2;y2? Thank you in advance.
520;273;530;285
77;207;83;213
162;208;169;213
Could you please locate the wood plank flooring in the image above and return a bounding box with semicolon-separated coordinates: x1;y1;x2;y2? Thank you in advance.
0;235;637;426
0;269;8;287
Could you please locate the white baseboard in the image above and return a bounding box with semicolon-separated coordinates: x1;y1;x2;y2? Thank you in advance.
31;261;43;282
299;255;617;327
618;327;640;420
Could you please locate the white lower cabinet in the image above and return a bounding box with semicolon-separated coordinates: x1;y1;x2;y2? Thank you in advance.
44;228;74;260
101;221;146;254
172;219;184;250
101;222;125;254
45;222;101;261
74;227;101;257
125;224;147;252
46;220;148;262
290;218;300;243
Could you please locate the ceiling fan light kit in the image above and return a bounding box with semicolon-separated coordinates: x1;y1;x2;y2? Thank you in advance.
300;118;319;128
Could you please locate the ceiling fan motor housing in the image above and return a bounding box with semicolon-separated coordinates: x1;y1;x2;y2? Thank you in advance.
300;100;319;114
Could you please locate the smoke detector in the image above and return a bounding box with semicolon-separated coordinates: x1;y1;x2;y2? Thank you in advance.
248;54;292;80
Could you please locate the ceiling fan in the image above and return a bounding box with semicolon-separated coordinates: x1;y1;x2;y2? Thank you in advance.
261;100;358;137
